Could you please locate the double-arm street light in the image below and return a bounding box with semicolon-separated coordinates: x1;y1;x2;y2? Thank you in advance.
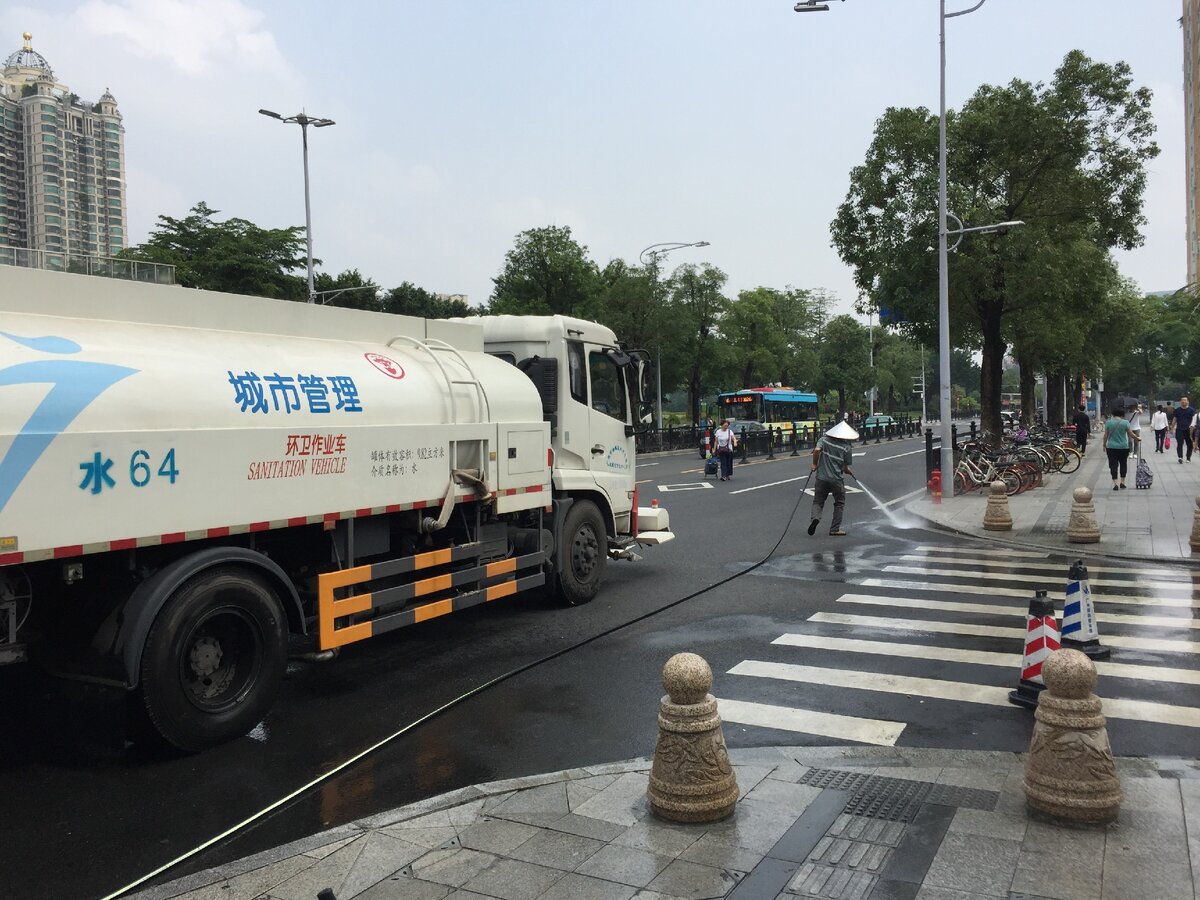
639;241;710;431
259;108;336;304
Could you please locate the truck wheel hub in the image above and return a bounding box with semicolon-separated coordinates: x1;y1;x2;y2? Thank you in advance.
572;526;598;577
189;636;223;679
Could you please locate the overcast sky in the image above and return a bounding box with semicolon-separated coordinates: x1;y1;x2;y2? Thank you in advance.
6;1;1188;316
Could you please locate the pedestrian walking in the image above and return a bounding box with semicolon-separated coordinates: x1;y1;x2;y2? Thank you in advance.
1175;396;1197;463
1128;403;1143;458
807;420;857;537
1071;404;1091;456
1151;404;1169;453
1105;405;1138;490
713;419;737;481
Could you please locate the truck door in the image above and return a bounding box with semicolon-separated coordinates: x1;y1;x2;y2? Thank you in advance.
571;341;634;505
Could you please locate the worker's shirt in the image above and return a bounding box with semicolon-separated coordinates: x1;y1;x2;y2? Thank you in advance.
815;436;852;485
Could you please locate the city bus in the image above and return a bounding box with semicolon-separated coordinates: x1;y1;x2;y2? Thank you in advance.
716;387;821;435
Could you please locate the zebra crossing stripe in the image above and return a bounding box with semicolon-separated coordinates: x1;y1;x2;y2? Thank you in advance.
913;546;1047;558
899;554;1182;581
858;577;1200;610
836;593;1200;632
728;660;1200;729
772;632;1200;686
882;565;1191;594
712;697;905;746
807;612;1200;655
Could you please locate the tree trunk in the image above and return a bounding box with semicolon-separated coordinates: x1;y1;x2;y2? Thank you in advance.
1046;371;1064;426
978;302;1006;442
887;384;896;414
689;369;701;427
1018;357;1037;426
837;387;846;419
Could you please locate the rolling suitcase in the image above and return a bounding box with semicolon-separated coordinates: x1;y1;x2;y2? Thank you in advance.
1135;456;1153;489
704;455;719;478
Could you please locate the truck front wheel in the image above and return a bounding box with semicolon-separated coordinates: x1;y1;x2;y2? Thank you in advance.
134;568;288;752
555;500;606;606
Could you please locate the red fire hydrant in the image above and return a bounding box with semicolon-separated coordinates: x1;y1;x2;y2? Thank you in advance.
929;468;942;504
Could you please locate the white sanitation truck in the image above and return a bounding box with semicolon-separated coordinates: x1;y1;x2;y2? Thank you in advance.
0;267;673;751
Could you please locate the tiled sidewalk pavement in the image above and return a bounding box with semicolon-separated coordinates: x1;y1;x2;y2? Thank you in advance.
128;746;1200;900
907;439;1200;562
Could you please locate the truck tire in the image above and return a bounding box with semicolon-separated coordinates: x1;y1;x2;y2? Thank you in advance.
134;568;288;752
555;500;606;606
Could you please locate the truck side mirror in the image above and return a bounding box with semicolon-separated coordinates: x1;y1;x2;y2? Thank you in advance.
518;356;558;431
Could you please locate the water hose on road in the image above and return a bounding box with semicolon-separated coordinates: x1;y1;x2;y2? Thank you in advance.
102;471;814;900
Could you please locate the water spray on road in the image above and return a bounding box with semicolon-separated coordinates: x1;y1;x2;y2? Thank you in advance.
852;476;919;530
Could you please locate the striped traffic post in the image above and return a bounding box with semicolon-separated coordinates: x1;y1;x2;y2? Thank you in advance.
1061;560;1110;660
1008;591;1061;709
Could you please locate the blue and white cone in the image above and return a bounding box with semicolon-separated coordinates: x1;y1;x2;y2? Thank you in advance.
1061;559;1109;660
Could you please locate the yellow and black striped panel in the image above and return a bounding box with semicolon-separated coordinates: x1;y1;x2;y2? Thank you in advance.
317;550;543;650
372;571;545;638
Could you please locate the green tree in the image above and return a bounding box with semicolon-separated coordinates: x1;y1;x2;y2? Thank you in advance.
831;51;1158;439
815;315;872;417
121;202;309;300
668;263;730;425
382;281;478;318
489;225;599;315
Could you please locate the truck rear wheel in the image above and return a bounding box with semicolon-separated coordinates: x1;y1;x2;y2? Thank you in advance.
134;568;288;752
555;500;606;606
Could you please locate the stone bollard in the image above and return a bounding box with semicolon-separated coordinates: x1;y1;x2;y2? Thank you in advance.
1024;648;1122;824
1190;496;1200;552
647;653;739;823
1066;486;1100;544
983;480;1013;531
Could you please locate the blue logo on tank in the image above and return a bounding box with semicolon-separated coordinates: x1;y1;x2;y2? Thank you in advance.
0;332;138;515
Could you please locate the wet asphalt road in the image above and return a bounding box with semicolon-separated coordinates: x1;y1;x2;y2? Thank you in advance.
2;438;1196;899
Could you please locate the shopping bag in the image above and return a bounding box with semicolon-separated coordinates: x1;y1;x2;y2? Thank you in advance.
1166;433;1172;449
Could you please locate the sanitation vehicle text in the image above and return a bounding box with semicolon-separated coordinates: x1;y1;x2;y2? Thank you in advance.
0;267;673;750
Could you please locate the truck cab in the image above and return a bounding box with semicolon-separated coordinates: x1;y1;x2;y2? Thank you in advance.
473;315;672;566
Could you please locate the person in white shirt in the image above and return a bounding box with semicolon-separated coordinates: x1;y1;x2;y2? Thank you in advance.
713;420;738;481
1150;405;1168;453
1128;404;1143;458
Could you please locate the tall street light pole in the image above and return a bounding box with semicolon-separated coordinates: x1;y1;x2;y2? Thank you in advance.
639;241;710;432
937;0;988;493
259;108;336;303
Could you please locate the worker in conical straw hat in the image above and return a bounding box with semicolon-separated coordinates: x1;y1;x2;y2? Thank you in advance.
808;418;858;537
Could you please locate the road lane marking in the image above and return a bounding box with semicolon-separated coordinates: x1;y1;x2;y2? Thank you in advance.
729;475;809;495
656;482;713;492
807;611;1200;655
773;631;1200;686
639;462;660;467
858;577;1200;610
713;696;905;745
897;555;1183;581
875;448;927;461
834;592;1200;631
882;564;1192;594
728;659;1200;729
874;487;926;509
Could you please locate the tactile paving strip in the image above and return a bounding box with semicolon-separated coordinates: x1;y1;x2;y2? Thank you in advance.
798;768;1000;822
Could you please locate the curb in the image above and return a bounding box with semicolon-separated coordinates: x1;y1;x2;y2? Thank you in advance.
902;499;1200;568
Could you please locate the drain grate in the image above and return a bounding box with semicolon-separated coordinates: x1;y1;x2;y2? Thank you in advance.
798;768;999;822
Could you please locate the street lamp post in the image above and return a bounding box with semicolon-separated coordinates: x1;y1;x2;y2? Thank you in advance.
259;108;336;303
639;241;710;432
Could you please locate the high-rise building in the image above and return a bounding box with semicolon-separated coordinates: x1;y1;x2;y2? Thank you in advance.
1187;0;1200;287
0;32;127;259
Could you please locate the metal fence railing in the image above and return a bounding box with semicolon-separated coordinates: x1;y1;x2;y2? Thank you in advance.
636;417;926;460
0;246;175;285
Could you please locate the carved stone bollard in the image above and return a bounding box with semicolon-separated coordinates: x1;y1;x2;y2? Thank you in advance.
1024;648;1122;824
983;480;1013;531
1190;496;1200;552
1066;486;1100;544
647;653;739;823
